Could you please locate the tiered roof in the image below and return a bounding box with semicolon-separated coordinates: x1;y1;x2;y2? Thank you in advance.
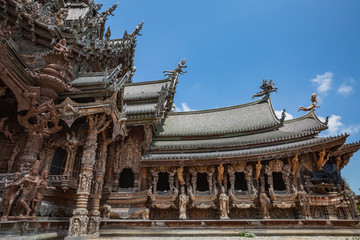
140;92;355;166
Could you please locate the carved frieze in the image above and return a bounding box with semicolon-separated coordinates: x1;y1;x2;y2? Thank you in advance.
114;139;142;175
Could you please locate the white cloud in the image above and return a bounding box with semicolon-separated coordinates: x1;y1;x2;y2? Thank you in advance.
275;110;294;120
174;102;196;112
338;84;353;95
311;72;333;93
319;114;360;136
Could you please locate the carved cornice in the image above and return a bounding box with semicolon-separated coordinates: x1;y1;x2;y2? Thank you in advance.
57;93;127;140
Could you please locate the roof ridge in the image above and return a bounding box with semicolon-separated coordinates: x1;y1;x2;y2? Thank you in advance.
124;79;170;86
285;109;328;126
166;95;270;116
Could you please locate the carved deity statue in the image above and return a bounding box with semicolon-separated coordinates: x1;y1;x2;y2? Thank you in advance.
298;93;320;112
17;161;41;216
31;169;55;216
177;166;185;186
255;161;262;180
8;145;20;172
297;184;311;219
291;155;299;175
219;186;230;220
52;39;70;56
217;164;224;184
179;186;189;220
335;155;342;170
260;191;270;219
0;173;21;218
316;149;326;169
105;26;111;41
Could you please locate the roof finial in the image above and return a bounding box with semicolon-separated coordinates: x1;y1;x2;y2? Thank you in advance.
280;109;286;123
298;93;320;112
252;79;278;99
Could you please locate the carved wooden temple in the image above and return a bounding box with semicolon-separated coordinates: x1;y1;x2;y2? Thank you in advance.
0;0;359;239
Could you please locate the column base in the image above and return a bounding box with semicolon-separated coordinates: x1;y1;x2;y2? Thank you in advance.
67;213;88;238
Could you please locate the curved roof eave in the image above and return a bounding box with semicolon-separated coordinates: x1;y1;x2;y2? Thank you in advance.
155;94;282;138
141;134;348;166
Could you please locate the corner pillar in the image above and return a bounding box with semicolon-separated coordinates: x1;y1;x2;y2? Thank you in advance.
88;131;112;238
67;114;110;239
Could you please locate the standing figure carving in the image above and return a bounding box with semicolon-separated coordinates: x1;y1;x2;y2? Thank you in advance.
8;145;20;172
291;155;299;175
17;161;41;217
297;184;311;219
31;169;55;216
219;186;230;220
316;149;326;170
217;164;224;184
255;161;262;180
177;166;185;186
0;172;21;218
260;191;270;219
179;186;189;220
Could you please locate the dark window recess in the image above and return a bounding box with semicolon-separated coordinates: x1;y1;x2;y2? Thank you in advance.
196;173;209;191
273;172;286;191
50;148;67;175
119;168;134;188
235;172;247;191
157;172;170;191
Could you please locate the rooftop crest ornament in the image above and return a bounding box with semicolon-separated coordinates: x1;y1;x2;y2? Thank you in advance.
252;79;278;99
298;93;320;112
163;58;187;81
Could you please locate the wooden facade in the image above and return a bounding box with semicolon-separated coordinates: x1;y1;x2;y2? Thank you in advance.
0;0;359;238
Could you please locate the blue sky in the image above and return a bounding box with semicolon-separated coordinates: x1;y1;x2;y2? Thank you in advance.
100;0;360;193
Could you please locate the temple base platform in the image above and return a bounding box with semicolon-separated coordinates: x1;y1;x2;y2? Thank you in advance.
0;219;359;239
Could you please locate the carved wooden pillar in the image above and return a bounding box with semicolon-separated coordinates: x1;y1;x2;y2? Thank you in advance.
224;174;228;192
152;173;158;193
191;171;197;193
17;100;62;171
104;143;115;193
88;131;112;237
61;144;78;192
229;172;235;193
40;147;56;171
19;132;43;170
245;176;252;195
134;173;140;190
208;173;213;193
67;114;110;238
169;171;175;194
